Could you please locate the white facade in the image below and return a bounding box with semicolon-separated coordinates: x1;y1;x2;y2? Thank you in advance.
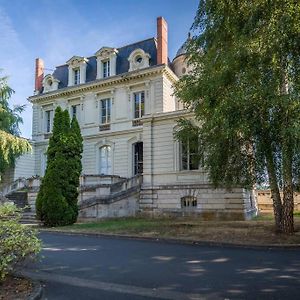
9;18;257;220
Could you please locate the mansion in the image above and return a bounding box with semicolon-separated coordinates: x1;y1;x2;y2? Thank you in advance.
3;17;257;220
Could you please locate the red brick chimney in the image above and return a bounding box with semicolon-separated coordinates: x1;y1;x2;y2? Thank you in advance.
35;58;44;93
157;16;168;65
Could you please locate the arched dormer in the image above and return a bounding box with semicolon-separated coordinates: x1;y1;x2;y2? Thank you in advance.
42;74;60;93
66;55;88;86
128;48;150;72
95;47;118;79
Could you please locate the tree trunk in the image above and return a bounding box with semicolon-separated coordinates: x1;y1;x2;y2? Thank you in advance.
282;183;294;234
281;144;294;234
265;149;282;232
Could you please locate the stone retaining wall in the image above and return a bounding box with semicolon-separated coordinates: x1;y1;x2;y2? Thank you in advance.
139;184;257;220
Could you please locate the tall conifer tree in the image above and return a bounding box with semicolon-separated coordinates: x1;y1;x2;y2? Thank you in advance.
36;107;83;226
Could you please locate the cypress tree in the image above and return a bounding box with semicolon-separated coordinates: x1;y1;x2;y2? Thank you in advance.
36;107;83;226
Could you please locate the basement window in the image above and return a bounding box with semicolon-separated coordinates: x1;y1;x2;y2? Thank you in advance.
181;196;197;208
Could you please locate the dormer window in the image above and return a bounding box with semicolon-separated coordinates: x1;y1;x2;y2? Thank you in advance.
103;60;110;78
128;49;150;72
95;47;118;79
66;56;88;86
136;55;143;64
74;68;80;85
42;74;60;93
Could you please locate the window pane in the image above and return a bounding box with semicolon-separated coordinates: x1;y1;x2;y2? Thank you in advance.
181;142;188;170
107;99;111;123
107;60;110;77
101;99;111;124
72;105;77;118
181;139;199;171
74;69;80;85
103;61;110;78
45;110;52;133
100;146;112;175
134;93;140;119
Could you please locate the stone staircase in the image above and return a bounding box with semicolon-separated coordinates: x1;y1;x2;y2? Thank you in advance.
1;178;40;224
6;191;29;209
78;175;143;219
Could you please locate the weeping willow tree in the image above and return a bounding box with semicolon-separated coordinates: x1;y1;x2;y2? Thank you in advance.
174;1;300;234
0;72;31;180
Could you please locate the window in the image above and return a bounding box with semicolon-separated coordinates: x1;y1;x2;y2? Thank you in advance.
71;104;80;120
100;146;112;175
74;68;80;85
134;91;145;119
181;196;197;208
45;110;53;133
41;152;47;176
135;55;143;64
133;142;143;175
103;60;110;78
100;98;111;124
181;139;199;170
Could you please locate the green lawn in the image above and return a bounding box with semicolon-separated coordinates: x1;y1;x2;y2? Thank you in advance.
41;213;300;246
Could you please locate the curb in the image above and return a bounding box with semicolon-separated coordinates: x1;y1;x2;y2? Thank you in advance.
27;279;43;300
13;273;43;300
39;228;300;250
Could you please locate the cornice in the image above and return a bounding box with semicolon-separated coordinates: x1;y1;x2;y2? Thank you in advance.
28;65;168;104
162;65;179;84
142;109;193;123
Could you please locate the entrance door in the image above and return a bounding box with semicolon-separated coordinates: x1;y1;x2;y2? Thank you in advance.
133;142;143;175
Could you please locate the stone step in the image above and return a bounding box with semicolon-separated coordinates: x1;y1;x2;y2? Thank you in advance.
139;194;153;199
139;198;153;204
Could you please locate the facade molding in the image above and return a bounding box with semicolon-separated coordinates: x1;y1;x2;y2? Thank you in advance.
28;65;177;104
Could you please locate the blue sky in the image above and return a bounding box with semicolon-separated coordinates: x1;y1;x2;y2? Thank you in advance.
0;0;199;138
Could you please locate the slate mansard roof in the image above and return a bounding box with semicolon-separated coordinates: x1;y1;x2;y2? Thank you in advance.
52;38;158;90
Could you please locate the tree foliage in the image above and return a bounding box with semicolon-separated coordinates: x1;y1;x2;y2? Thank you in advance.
0;203;41;282
0;72;31;178
174;0;300;233
36;107;83;226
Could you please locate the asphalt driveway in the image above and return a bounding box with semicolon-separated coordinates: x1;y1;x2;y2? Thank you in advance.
23;232;300;299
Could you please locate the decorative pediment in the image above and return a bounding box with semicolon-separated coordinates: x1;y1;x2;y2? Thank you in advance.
95;47;118;60
66;56;88;67
42;74;60;93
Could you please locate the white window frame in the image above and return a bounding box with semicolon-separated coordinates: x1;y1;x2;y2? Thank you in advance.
103;60;110;78
133;91;145;119
180;139;199;171
74;68;80;85
71;104;81;121
99;145;112;175
100;98;111;124
45;110;53;133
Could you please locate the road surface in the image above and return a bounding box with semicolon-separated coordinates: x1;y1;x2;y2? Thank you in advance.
24;232;300;299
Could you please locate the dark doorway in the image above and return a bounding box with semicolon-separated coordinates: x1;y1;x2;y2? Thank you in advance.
133;142;143;175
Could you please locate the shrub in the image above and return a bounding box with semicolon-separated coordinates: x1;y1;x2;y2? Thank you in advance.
0;203;41;282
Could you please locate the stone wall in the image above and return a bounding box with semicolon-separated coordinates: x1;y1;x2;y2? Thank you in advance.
78;193;139;220
139;184;257;220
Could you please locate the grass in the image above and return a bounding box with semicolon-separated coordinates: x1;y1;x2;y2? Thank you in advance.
41;213;300;246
